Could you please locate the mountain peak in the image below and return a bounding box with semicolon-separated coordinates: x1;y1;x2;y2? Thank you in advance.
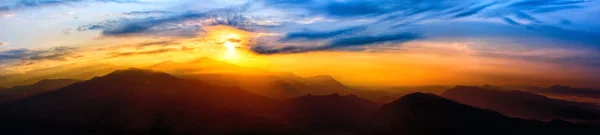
307;75;335;80
100;68;175;81
189;57;217;64
36;79;80;84
397;92;443;102
549;85;571;89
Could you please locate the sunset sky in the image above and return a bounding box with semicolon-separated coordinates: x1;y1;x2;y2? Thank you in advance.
1;0;599;88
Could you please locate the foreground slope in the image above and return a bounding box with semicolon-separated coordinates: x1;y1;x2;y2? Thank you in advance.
442;86;600;122
0;79;80;104
371;93;599;135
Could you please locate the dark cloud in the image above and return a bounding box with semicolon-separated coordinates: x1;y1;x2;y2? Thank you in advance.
530;5;582;13
502;17;521;25
264;0;587;25
453;2;497;18
0;47;77;61
252;32;421;54
280;26;367;41
0;0;139;14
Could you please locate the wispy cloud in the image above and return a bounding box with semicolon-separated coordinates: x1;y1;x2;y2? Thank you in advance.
0;0;140;15
77;3;252;37
0;41;7;47
279;26;367;42
253;32;421;54
107;48;179;58
0;47;77;62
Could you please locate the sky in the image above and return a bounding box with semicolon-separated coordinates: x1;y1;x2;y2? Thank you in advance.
1;0;599;88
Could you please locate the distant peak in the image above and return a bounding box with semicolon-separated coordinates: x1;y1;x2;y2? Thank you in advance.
402;92;438;99
393;92;447;104
549;85;570;89
37;79;80;83
296;93;341;99
102;68;174;80
482;84;494;87
189;57;216;64
327;93;341;97
309;75;334;79
307;75;337;81
453;85;480;89
344;94;359;98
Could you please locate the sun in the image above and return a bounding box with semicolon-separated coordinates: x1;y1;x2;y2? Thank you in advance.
222;34;241;61
202;25;254;63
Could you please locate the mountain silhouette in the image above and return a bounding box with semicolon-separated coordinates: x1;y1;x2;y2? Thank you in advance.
371;93;599;135
1;68;599;135
0;68;286;134
282;93;378;133
442;86;600;122
305;75;348;90
0;63;125;88
0;79;80;104
536;85;600;99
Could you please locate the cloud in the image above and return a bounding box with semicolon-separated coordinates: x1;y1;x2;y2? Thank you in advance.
0;41;6;47
0;47;77;61
477;48;600;68
280;26;367;41
264;0;587;25
252;32;421;54
77;4;252;37
122;10;171;16
136;40;178;48
107;48;178;58
0;0;139;15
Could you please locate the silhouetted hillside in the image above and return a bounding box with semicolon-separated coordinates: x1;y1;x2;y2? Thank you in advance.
305;75;349;90
371;93;599;135
282;94;378;133
182;72;355;99
0;79;80;104
0;63;125;88
0;68;287;134
1;69;599;135
442;86;600;122
526;85;600;99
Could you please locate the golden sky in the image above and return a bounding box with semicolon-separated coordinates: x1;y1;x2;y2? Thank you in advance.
2;25;598;88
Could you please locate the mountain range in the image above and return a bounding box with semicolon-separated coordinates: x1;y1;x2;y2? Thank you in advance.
1;68;598;135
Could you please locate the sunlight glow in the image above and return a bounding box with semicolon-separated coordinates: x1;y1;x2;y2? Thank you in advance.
222;34;241;61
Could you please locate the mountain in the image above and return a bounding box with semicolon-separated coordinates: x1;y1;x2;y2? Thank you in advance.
182;73;355;99
481;84;508;91
529;85;600;99
371;93;599;135
0;79;80;104
282;94;379;133
385;85;451;95
150;58;353;99
0;68;287;134
185;73;315;99
0;63;125;88
441;86;600;122
305;75;348;90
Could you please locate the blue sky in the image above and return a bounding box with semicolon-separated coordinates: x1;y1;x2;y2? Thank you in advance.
1;0;599;87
